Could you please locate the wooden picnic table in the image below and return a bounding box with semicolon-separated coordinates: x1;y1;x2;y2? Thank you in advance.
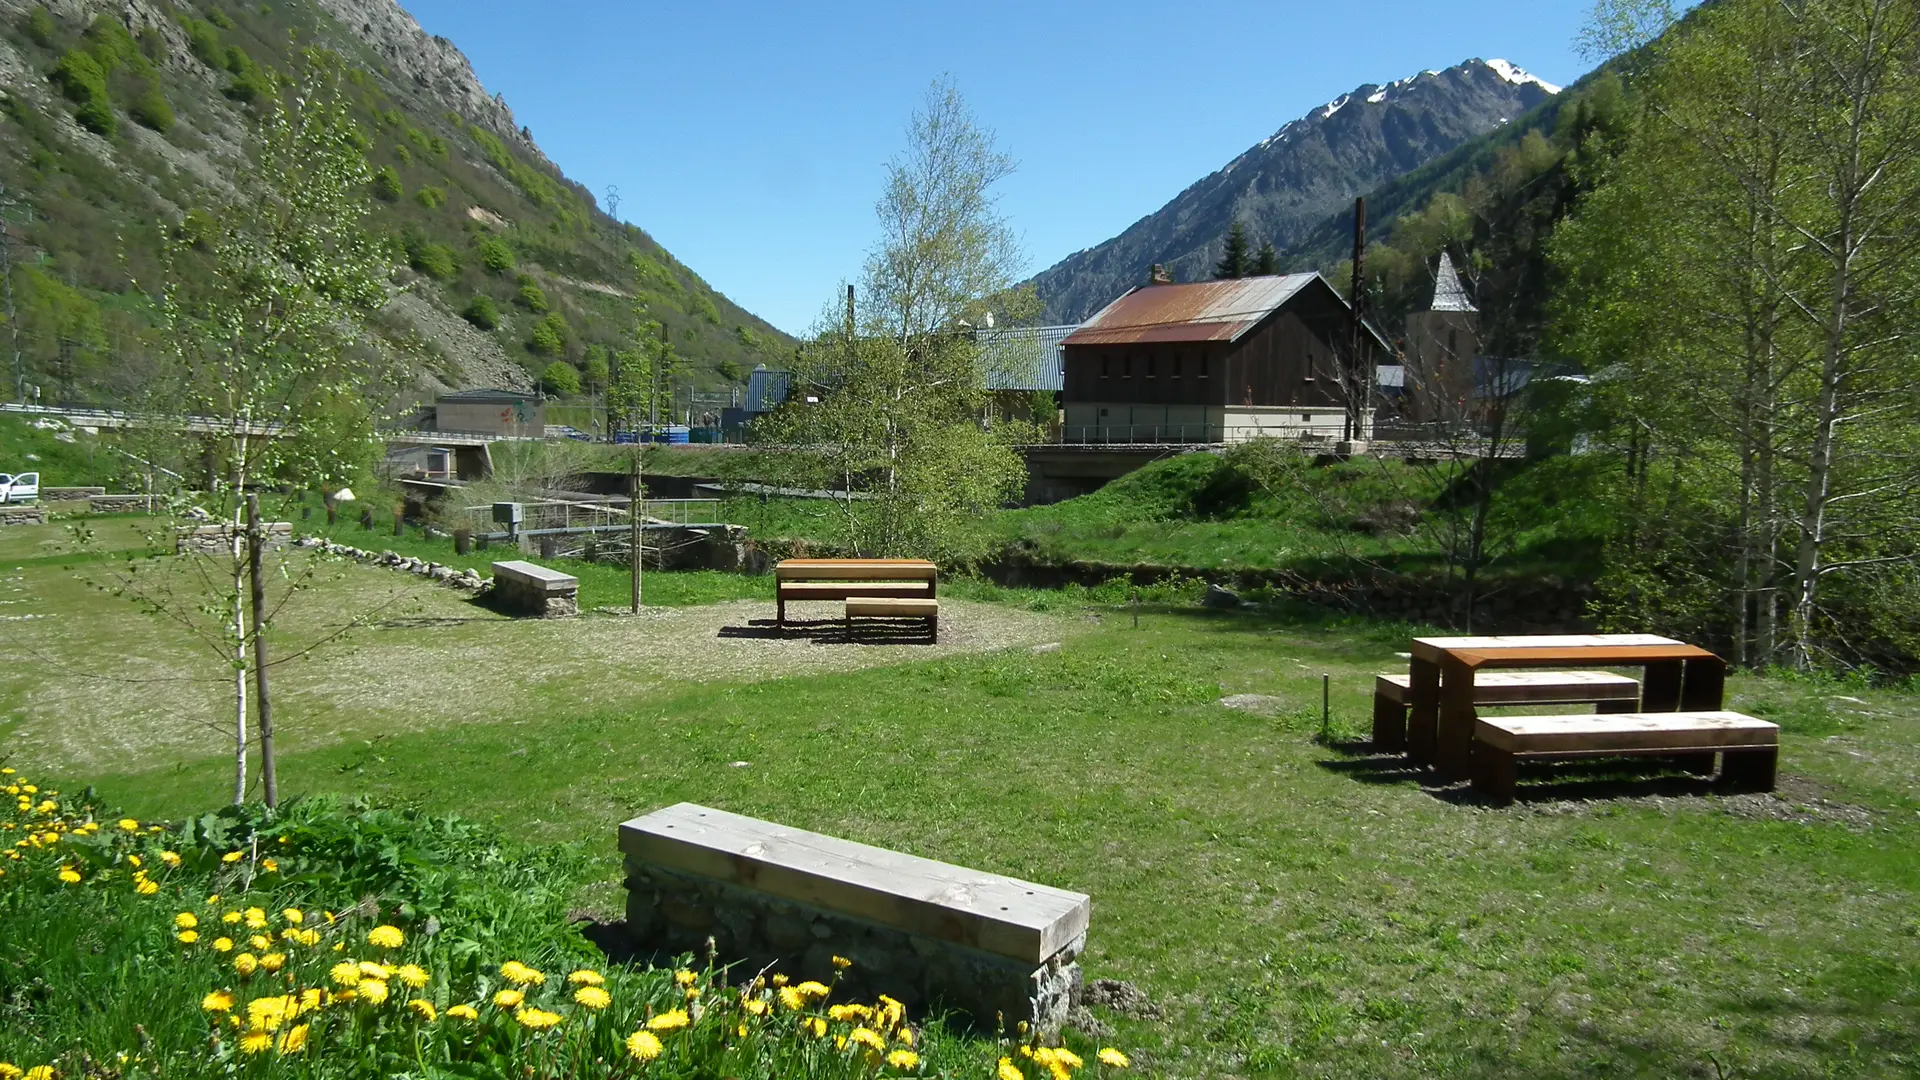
1405;635;1727;779
774;558;938;629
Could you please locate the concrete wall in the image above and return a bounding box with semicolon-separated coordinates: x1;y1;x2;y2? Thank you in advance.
435;397;545;437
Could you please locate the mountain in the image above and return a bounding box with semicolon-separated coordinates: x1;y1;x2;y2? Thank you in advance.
0;0;791;405
1029;58;1561;324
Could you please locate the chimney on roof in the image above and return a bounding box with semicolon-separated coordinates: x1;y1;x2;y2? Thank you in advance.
1148;264;1172;285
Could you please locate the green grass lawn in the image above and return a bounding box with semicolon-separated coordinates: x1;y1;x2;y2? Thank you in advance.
2;520;1915;1078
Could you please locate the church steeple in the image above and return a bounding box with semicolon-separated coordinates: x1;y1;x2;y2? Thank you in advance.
1431;252;1476;313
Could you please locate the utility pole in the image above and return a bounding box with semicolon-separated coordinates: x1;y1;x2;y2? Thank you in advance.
1345;196;1368;445
0;184;21;403
629;448;642;613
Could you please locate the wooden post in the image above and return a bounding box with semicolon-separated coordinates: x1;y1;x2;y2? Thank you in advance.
454;529;472;556
245;494;277;808
359;506;373;531
326;501;336;526
1321;673;1330;741
539;534;558;560
393;510;404;537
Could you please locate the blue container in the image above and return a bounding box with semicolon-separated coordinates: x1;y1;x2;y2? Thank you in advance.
663;425;691;445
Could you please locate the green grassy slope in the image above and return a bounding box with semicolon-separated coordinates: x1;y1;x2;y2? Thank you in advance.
0;0;792;405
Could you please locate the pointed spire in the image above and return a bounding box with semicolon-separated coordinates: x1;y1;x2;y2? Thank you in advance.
1431;252;1476;312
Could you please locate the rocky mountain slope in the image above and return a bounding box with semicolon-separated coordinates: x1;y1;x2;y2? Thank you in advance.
1030;58;1559;323
0;0;790;405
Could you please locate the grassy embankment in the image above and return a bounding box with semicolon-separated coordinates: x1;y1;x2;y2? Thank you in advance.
0;518;1913;1078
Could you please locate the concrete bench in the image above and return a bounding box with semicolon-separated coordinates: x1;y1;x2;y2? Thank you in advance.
845;597;939;642
489;559;578;618
620;803;1088;1033
775;559;938;628
1470;710;1779;805
1373;670;1639;752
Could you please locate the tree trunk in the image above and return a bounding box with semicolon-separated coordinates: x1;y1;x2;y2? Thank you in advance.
247;493;276;808
630;449;642;612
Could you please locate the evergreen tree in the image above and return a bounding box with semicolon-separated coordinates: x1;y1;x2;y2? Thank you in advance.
1252;241;1278;276
1214;221;1251;279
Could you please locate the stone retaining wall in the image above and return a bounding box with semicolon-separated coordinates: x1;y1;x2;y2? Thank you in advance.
623;861;1083;1035
0;505;47;526
44;487;105;503
90;495;158;513
176;522;292;556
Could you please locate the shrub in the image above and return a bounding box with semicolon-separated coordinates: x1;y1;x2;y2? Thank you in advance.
222;45;271;103
50;51;115;136
414;185;447;209
539;359;581;395
180;16;222;67
462;294;499;330
528;312;568;357
406;239;457;280
128;84;173;132
718;358;744;382
582;345;610;389
23;6;56;47
370;165;402;201
478;237;515;275
515;278;548;313
393;143;411;165
206;7;234;29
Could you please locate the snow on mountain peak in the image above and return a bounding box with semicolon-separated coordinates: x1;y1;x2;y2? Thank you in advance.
1484;58;1562;95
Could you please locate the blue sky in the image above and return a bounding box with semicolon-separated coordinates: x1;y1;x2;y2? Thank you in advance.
400;1;1611;335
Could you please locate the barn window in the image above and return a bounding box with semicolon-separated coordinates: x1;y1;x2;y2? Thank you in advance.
1198;354;1209;379
1101;355;1111;379
1146;355;1156;379
1303;350;1316;381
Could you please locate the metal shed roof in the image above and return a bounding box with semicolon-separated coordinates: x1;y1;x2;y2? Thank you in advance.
978;325;1075;392
1062;274;1319;347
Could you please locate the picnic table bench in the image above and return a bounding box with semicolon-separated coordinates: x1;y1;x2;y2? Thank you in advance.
620;803;1088;1033
776;558;938;631
1372;669;1640;751
1472;711;1778;804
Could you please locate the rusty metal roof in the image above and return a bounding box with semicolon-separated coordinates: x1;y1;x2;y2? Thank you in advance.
1061;273;1321;347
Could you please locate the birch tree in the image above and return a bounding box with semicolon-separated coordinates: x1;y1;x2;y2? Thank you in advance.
104;54;400;803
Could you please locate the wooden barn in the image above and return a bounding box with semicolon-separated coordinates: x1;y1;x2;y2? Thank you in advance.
1060;272;1386;443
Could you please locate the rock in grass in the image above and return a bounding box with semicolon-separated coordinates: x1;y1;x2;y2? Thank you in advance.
1203;583;1242;609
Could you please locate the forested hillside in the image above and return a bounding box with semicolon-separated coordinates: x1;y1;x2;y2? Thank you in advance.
0;0;791;407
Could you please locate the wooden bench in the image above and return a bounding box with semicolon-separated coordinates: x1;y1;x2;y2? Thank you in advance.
845;597;939;642
490;559;579;618
776;558;937;628
619;803;1089;1033
1470;710;1779;805
1373;670;1640;751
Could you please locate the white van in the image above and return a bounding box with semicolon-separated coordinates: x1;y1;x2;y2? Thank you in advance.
0;472;40;504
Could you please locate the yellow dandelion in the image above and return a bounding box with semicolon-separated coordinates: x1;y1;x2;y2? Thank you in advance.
201;990;235;1013
328;962;361;987
0;1065;18;1080
888;1049;921;1070
358;980;390;1005
829;1004;871;1022
221;851;243;864
299;989;325;1011
625;1031;662;1062
241;908;266;929
395;964;429;988
117;819;139;832
499;960;544;985
772;974;790;987
174;912;198;930
246;996;295;1031
248;935;270;951
574;986;611;1010
567;969;604;986
492;988;524;1009
673;969;697;987
515;1007;562;1030
897;1026;916;1046
277;1024;309;1054
160;851;181;868
646;1008;689;1032
850;1027;886;1051
407;999;437;1021
134;878;159;896
366;925;404;949
1098;1048;1130;1069
176;930;199;944
212;937;234;953
795;980;831;1000
446;1004;478;1020
1053;1048;1084;1069
259;859;278;873
742;997;769;1016
832;954;853;969
126;854;141;868
221;911;242;925
802;1016;828;1038
259;953;285;973
23;1069;52;1080
233;953;259;977
998;1059;1024;1080
56;867;80;884
281;908;304;924
777;986;805;1011
684;986;701;1001
357;962;392;981
238;1029;272;1055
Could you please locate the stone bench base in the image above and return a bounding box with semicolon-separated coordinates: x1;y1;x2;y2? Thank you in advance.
489;559;578;618
624;861;1082;1034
